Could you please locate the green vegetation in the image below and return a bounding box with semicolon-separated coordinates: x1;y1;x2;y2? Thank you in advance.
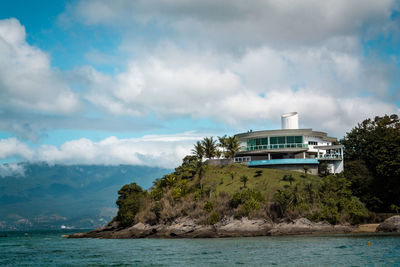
116;183;146;227
341;114;400;212
274;175;368;224
240;175;249;188
114;115;399;227
193;135;240;160
115;159;367;226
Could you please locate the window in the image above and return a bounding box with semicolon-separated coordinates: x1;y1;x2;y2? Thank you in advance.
295;136;303;143
270;137;278;144
278;136;285;144
286;136;294;143
235;156;251;162
308;141;318;146
248;138;268;147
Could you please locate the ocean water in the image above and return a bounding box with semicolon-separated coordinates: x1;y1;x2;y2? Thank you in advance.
0;230;399;266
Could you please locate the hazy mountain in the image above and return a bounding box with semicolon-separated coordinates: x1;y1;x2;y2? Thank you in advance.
0;163;171;230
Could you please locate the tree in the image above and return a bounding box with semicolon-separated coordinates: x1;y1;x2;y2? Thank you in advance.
240;175;249;188
192;141;204;160
202;136;218;159
225;136;241;158
340;114;400;211
282;174;295;185
116;182;144;227
218;135;228;157
218;135;240;158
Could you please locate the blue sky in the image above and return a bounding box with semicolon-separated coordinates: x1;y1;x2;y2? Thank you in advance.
0;0;399;170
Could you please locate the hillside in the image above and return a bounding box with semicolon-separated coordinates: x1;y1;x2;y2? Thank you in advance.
114;156;368;231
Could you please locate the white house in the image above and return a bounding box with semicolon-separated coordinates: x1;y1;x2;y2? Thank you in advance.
234;112;344;175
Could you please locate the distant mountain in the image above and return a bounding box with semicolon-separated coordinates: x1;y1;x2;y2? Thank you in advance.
0;163;171;230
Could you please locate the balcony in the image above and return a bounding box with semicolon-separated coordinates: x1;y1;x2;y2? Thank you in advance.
317;154;342;160
240;143;308;152
248;158;319;166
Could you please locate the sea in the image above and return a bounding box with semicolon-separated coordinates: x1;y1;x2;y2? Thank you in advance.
0;230;399;266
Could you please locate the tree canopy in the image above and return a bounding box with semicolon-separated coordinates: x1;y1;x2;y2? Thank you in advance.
341;114;400;211
192;135;240;160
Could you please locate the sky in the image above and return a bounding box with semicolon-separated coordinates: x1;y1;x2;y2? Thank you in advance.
0;0;399;174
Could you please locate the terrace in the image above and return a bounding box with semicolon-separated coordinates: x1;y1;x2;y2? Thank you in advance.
239;135;307;152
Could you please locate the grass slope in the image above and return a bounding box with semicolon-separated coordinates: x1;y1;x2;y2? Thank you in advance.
116;158;368;228
195;164;312;199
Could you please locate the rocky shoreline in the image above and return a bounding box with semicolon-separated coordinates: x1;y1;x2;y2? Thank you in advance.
68;215;400;239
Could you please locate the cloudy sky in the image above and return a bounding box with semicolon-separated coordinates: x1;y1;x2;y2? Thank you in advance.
0;0;399;171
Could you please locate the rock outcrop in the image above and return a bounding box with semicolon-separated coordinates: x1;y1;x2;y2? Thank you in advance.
68;217;356;239
269;218;353;236
376;215;400;232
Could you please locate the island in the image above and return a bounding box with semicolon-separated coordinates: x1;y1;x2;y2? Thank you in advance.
69;114;400;238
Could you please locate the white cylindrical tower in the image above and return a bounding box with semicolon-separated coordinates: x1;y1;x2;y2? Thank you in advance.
281;112;299;129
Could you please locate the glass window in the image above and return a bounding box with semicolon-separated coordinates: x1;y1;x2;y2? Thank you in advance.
278;136;286;144
295;136;303;143
287;136;295;143
261;138;268;145
270;137;278;144
247;139;256;147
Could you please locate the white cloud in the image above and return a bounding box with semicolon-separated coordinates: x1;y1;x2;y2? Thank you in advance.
0;137;34;160
69;0;396;47
79;44;399;136
0;163;25;178
0;18;80;114
0;133;204;169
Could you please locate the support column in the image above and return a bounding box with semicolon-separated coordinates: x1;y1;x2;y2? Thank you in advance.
303;152;306;159
268;153;270;160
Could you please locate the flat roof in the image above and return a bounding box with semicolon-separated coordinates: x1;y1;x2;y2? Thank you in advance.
235;128;337;142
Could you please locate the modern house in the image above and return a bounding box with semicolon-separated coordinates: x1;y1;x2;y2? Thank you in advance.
233;112;344;175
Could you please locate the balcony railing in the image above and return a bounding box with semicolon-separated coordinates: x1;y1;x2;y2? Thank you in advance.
240;143;308;152
317;154;342;160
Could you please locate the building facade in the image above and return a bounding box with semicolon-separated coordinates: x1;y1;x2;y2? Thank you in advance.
234;112;344;175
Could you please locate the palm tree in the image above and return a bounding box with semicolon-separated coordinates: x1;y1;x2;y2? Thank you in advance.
202;137;218;159
192;141;204;160
240;175;248;188
225;136;241;158
218;135;228;157
282;174;295;185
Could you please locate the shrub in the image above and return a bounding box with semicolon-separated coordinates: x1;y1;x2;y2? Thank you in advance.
150;201;162;222
209;212;219;225
282;174;295;185
230;189;264;218
204;201;214;212
274;174;368;224
230;189;263;208
237;198;261;218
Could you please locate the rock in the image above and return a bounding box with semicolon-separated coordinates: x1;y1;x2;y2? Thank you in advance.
67;232;87;238
166;217;217;238
352;224;379;233
376;215;400;232
269;218;353;236
216;217;273;237
68;217;355;239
